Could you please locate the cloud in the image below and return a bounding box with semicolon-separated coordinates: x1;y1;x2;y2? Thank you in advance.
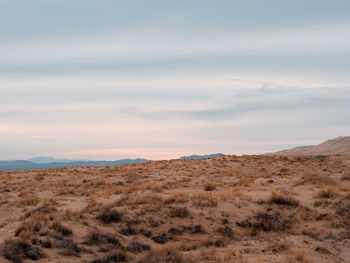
119;85;350;121
1;1;350;159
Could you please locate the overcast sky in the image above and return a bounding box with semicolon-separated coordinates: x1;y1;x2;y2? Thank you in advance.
1;0;349;160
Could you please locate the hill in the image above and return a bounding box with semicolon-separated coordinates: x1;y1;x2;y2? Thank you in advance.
268;136;350;156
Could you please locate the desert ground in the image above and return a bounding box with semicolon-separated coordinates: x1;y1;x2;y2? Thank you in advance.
0;154;349;263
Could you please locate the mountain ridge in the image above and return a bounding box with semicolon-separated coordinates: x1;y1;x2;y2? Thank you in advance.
268;136;350;156
0;158;149;171
0;153;224;171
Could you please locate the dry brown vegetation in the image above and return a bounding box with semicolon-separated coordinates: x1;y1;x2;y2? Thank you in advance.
1;154;350;262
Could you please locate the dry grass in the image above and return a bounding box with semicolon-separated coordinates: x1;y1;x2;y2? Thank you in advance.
192;193;218;207
315;186;339;198
130;193;164;205
19;195;39;206
145;183;163;192
296;173;337;186
237;177;254;186
164;192;189;204
140;243;193;263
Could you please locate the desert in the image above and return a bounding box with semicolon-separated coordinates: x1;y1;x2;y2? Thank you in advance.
1;1;350;262
1;152;349;262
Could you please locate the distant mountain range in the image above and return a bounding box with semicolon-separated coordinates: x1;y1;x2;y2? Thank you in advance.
179;153;223;160
2;136;349;171
0;153;224;171
268;136;350;156
27;156;90;164
0;159;149;171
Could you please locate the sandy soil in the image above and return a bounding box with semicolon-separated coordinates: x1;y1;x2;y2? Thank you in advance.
0;154;349;263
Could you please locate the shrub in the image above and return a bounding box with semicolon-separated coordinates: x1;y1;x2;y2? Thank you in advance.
316;186;339;198
236;212;292;234
237;177;254;186
302;228;321;240
217;226;235;239
140;244;186;263
127;241;150;252
3;239;44;263
268;191;299;207
90;251;127;263
97;208;122;224
49;221;72;236
164;193;188;204
151;233;168;244
203;182;216;191
55;238;83;257
169;207;190;218
15;219;43;238
296;173;337;186
84;230;121;247
192;193;217;207
20;195;39;206
341;173;350;181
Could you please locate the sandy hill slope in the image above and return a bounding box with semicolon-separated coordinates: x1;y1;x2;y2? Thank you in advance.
269;136;350;156
1;155;349;262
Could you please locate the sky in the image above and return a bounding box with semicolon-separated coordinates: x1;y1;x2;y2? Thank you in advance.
1;0;350;160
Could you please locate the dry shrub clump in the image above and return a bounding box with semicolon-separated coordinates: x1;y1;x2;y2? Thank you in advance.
55;238;85;257
20;195;39;206
192;193;218;207
164;192;189;204
84;229;121;247
140;243;193;263
169;206;190;218
217;226;235;240
264;241;290;253
341;173;350;181
302;228;321;240
127;241;150;252
146;183;163;192
96;208;122;224
49;221;72;236
42;196;58;206
315;186;339;199
236;212;292;235
0;219;6;228
203;182;216;191
15;217;47;239
296;173;337;186
90;251;127;263
131;193;164;205
284;251;314;263
237;177;254;186
3;239;44;263
268;190;299;207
